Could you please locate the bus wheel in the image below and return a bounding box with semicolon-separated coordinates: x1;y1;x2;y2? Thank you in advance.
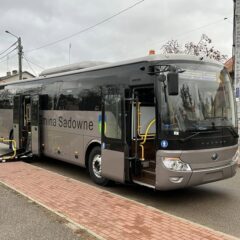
88;146;110;186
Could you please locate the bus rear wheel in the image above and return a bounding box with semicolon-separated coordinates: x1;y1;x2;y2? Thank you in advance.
88;146;110;186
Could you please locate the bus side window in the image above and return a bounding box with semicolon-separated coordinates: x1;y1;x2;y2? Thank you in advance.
57;81;79;110
0;88;13;109
41;95;49;110
57;82;101;111
0;89;5;109
58;90;79;110
104;89;122;140
41;82;61;110
80;87;101;111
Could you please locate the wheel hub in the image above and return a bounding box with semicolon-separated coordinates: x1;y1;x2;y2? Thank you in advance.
92;154;102;178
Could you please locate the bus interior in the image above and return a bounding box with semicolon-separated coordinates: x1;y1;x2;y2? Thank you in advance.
130;87;156;186
12;94;41;156
23;96;32;150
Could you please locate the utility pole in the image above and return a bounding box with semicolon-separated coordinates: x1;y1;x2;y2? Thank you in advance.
18;37;23;80
5;30;23;80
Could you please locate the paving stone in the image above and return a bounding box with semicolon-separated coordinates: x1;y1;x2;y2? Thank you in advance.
0;162;236;240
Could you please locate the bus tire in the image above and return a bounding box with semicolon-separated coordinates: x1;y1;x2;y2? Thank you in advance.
88;146;110;186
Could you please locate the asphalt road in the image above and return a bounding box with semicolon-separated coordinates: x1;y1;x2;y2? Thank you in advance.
0;183;94;240
29;157;240;239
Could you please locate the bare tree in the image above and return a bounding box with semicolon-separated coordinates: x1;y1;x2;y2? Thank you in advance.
161;34;227;62
162;40;182;54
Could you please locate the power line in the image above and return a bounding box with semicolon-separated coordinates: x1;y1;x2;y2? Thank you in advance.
131;16;232;57
0;41;17;56
157;17;231;48
0;46;18;61
0;53;17;64
23;57;37;76
23;56;45;70
177;17;231;39
26;0;145;53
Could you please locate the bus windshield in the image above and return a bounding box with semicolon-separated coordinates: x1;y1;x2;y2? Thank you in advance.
160;62;237;132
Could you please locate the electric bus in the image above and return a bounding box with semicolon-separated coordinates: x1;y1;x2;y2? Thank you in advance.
0;54;238;190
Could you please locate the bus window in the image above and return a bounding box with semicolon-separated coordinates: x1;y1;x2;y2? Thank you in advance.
0;88;14;109
104;90;122;139
41;82;61;110
80;87;101;111
58;81;79;110
57;82;101;111
15;83;42;96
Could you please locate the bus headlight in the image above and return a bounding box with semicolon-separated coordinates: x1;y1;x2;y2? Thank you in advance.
232;150;239;163
162;157;192;172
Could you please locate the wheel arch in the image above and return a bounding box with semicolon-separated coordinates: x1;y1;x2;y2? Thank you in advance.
85;140;101;170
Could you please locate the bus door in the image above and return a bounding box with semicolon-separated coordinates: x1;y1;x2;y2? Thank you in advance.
31;95;41;156
101;87;126;183
13;95;23;149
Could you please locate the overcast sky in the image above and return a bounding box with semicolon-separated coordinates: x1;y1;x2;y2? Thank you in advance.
0;0;234;76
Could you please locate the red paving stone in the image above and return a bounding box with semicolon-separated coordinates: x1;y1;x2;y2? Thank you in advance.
0;162;235;240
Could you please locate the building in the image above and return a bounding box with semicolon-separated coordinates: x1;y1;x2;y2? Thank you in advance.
225;56;234;81
0;70;35;83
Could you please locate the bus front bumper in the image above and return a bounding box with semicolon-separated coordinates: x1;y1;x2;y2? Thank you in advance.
155;158;238;191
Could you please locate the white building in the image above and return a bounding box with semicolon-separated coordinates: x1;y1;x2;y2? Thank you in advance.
0;70;35;83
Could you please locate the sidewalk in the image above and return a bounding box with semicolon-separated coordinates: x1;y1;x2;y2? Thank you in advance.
0;183;84;240
0;162;236;240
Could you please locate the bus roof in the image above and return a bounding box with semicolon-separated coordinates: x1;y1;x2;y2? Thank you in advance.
0;54;223;87
39;61;109;76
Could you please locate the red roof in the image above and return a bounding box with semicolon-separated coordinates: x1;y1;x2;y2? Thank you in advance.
225;56;234;72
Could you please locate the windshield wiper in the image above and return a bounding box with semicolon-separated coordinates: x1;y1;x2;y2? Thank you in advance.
205;117;228;121
180;129;222;143
180;132;201;143
225;127;239;138
180;127;239;143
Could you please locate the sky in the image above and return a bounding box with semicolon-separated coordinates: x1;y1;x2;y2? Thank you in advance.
0;0;234;76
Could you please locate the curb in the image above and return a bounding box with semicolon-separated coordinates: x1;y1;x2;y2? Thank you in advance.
0;161;238;240
0;180;105;240
29;163;239;240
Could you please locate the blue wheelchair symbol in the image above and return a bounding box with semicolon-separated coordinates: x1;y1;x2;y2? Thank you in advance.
161;140;168;148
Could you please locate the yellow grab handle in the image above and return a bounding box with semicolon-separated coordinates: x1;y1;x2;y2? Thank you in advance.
0;138;17;160
139;119;156;161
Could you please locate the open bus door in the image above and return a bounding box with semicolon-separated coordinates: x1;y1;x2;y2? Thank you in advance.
31;95;41;156
101;87;126;183
13;95;23;149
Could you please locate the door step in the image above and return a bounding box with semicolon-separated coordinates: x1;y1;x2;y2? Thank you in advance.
141;160;155;169
141;161;150;168
132;180;155;189
133;169;155;186
143;169;155;175
132;159;156;188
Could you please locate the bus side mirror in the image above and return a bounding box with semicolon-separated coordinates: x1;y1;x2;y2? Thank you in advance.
167;72;179;95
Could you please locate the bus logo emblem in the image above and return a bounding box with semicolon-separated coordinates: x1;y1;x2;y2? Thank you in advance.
161;140;168;148
211;153;218;161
